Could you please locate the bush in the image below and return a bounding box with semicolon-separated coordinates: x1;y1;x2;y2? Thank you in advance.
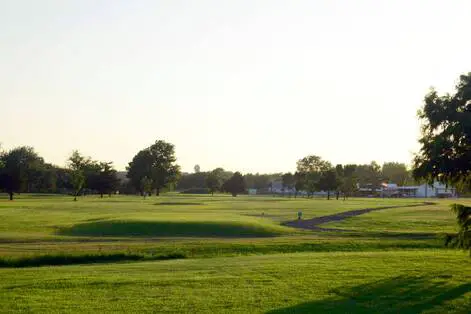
0;252;186;268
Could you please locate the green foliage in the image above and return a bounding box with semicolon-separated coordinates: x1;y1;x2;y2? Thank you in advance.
67;150;91;201
335;164;358;199
296;155;332;197
127;149;153;194
355;161;382;194
413;73;471;188
445;204;471;255
281;172;295;193
296;155;331;173
0;146;44;200
96;162;120;197
205;171;221;195
177;172;207;190
140;176;153;198
222;172;246;196
318;169;339;200
127;140;180;196
382;162;410;185
244;173;279;190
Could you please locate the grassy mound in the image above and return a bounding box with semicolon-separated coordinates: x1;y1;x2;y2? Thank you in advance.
57;220;282;238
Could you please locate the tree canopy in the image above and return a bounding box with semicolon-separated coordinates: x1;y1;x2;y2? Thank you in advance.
222;172;246;197
296;155;332;198
68;150;91;201
0;146;44;200
206;168;226;195
382;162;410;185
413;73;471;188
127;140;180;196
413;73;471;255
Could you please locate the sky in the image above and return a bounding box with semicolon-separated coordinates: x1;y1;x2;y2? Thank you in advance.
1;0;470;173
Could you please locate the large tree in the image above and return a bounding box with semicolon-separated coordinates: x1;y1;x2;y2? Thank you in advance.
127;149;153;195
382;162;409;185
95;162;119;197
0;146;44;200
222;172;246;197
127;140;180;196
296;155;331;174
414;73;471;255
338;164;358;200
68;151;91;201
34;163;58;193
206;168;225;195
318;169;339;200
296;155;331;197
355;161;382;195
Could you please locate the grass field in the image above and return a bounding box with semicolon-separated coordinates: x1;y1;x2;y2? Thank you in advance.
0;194;470;313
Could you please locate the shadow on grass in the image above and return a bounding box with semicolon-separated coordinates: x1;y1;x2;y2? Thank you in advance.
57;220;280;238
0;252;185;268
154;202;204;206
268;276;471;314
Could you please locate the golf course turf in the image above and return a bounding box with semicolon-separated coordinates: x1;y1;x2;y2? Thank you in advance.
0;194;470;313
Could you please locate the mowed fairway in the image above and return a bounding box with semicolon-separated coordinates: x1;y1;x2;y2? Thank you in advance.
0;194;470;313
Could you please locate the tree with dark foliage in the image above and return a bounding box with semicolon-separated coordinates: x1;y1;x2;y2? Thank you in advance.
0;146;44;200
127;140;180;196
414;73;471;255
222;172;246;197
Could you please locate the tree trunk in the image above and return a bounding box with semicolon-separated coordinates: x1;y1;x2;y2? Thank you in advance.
156;188;160;196
100;193;104;198
336;191;339;200
74;195;77;201
9;192;13;201
327;191;330;200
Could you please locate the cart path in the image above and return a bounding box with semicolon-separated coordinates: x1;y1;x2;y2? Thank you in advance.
284;202;435;231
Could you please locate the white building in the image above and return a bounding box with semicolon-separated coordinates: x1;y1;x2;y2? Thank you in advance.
361;181;457;198
397;181;456;198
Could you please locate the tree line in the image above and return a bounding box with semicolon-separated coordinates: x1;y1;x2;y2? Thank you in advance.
0;146;120;201
183;157;414;200
0;140;414;200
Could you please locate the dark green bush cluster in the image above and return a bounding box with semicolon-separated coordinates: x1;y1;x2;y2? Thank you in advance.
0;252;186;268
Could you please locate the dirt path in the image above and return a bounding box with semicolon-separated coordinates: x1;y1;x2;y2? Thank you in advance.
284;202;434;231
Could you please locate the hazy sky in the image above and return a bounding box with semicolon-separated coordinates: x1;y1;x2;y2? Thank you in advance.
1;1;470;173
